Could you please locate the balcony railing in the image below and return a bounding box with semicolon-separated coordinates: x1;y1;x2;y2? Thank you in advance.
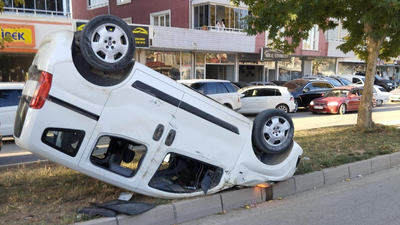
3;7;72;18
194;26;245;33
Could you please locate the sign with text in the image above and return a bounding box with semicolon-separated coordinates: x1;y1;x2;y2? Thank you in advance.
260;47;290;61
1;24;35;48
75;21;149;48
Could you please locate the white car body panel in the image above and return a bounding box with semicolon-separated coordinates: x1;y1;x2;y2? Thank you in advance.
14;29;302;199
373;85;390;105
238;86;296;114
0;82;24;137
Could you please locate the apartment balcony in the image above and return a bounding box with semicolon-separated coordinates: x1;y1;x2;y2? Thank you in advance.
3;7;72;18
152;26;257;53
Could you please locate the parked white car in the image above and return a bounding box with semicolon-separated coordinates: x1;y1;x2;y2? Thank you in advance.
238;86;297;114
373;85;390;106
390;86;400;102
0;82;24;137
177;79;242;111
13;15;302;199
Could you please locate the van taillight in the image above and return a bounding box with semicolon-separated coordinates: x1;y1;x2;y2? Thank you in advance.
30;71;53;109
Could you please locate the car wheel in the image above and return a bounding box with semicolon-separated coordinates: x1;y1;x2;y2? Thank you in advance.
377;100;383;107
252;109;294;154
275;104;289;113
80;15;136;72
311;111;317;114
339;104;346;115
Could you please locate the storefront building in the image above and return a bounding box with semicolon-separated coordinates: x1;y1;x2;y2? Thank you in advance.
0;0;73;82
5;0;393;84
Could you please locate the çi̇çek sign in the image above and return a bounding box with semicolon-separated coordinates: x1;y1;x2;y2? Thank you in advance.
0;24;35;47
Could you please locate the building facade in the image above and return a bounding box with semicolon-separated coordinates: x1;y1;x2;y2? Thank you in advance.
2;0;398;83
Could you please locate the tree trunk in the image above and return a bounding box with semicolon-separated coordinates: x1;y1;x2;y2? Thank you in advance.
356;23;385;129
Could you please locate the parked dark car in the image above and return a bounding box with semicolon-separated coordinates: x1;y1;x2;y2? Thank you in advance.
271;80;290;86
231;81;252;89
355;72;394;91
301;76;344;87
329;76;353;86
282;79;335;108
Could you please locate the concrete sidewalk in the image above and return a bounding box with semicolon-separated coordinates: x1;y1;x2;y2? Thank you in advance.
75;151;400;225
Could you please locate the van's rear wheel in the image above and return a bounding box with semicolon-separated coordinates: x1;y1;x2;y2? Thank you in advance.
252;109;294;154
80;15;135;72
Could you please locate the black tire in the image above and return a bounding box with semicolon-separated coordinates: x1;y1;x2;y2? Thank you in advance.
339;104;346;115
275;104;289;113
80;15;135;72
252;109;294;154
377;100;383;107
311;111;317;114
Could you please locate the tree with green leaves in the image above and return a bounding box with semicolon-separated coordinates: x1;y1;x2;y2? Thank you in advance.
0;0;25;49
234;0;400;129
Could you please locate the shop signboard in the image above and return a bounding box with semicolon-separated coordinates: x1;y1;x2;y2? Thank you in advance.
260;47;289;61
75;21;150;48
0;24;35;48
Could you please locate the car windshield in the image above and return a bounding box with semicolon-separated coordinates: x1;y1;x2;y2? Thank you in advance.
337;78;352;85
375;75;384;80
282;79;307;92
325;78;343;87
324;89;350;97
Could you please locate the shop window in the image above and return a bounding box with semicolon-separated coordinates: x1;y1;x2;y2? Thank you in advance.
196;53;205;67
312;58;336;76
303;25;319;50
145;51;180;80
196;69;205;79
151;10;171;27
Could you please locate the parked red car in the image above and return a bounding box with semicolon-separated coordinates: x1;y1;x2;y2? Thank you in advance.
309;86;375;115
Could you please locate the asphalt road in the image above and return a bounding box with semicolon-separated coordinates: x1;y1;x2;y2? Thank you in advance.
180;165;400;225
1;102;399;167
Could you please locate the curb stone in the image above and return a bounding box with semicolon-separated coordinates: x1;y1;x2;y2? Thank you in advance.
74;152;400;225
